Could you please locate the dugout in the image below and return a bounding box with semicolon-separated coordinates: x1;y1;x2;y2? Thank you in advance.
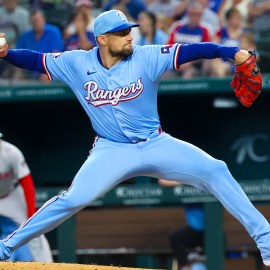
1;76;270;270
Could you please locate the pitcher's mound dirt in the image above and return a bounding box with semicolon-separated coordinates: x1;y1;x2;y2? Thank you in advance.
0;262;160;270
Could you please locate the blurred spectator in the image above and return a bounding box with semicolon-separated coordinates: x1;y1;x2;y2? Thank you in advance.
64;9;96;51
248;0;270;72
240;31;257;52
103;0;146;21
167;2;211;49
147;0;189;33
180;0;220;38
147;0;182;19
17;8;63;52
216;7;244;47
172;0;190;21
0;0;31;78
136;11;168;45
0;0;30;47
199;0;220;37
219;0;250;26
166;1;211;78
158;179;206;270
31;1;74;32
16;8;63;81
170;207;206;270
208;0;224;13
156;14;174;34
64;0;95;39
206;7;244;77
248;0;270;32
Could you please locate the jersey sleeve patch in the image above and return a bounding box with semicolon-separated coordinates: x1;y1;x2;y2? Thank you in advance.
160;45;173;54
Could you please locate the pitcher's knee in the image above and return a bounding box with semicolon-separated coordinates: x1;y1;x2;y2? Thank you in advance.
214;159;228;174
204;159;230;184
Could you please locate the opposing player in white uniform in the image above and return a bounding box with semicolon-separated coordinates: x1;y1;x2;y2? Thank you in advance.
0;9;269;266
0;133;52;262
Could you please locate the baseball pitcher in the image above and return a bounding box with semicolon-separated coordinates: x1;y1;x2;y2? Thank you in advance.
0;9;268;266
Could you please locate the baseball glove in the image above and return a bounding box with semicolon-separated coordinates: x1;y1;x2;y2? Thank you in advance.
231;51;262;107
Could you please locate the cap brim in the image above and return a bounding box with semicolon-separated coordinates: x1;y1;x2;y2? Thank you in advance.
106;23;140;33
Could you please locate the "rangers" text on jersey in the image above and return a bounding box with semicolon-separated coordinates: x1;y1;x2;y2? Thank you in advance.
84;78;144;107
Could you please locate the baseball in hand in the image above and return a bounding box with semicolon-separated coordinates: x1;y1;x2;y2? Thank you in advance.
0;37;6;48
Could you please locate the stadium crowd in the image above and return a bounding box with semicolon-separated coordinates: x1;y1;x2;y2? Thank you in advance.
0;0;269;81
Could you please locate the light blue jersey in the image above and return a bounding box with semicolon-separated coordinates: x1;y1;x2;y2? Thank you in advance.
43;44;180;143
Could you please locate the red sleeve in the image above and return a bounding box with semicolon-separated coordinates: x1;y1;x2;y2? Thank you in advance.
216;28;222;39
201;27;211;42
166;23;182;45
19;173;36;218
166;31;175;45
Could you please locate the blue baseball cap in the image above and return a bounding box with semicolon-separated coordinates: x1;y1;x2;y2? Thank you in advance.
94;10;140;37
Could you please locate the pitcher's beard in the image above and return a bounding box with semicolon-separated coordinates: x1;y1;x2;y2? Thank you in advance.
109;45;133;58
